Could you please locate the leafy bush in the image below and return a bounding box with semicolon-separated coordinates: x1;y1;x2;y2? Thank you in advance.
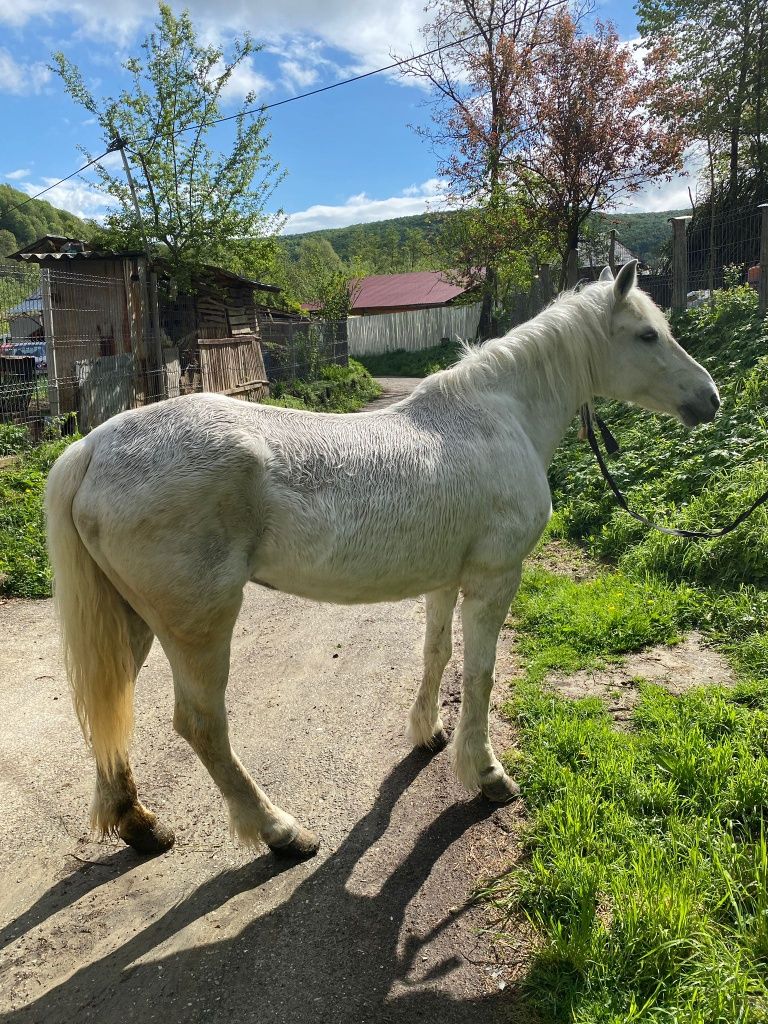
0;437;77;598
0;423;32;457
264;359;380;412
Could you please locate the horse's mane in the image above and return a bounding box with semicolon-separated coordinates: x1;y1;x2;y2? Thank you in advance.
424;282;615;406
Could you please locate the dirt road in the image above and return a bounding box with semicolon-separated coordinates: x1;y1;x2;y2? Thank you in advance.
0;380;529;1024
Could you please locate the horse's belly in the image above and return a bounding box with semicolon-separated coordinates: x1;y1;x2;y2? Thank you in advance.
251;523;464;604
251;557;459;605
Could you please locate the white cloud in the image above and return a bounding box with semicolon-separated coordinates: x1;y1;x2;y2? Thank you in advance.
0;47;50;94
618;150;705;215
0;1;429;80
279;59;319;91
283;178;451;233
217;56;273;104
20;177;113;221
5;167;31;180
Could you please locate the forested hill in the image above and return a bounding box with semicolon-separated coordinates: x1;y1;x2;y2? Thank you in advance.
281;212;453;271
0;185;94;257
282;208;685;272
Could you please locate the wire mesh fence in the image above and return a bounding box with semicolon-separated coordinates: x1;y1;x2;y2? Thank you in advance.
0;260;347;441
637;204;766;309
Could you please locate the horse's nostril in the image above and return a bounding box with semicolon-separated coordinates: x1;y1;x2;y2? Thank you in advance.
711;393;720;410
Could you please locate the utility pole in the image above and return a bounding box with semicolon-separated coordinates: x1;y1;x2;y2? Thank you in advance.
110;137;166;399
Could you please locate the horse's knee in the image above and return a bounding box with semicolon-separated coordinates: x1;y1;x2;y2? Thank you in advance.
173;701;217;754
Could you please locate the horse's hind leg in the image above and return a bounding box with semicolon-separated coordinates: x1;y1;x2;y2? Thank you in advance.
452;570;522;803
408;586;458;750
164;613;319;859
91;606;175;854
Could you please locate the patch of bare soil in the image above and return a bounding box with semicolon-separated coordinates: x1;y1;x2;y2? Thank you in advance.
546;631;736;727
528;538;599;581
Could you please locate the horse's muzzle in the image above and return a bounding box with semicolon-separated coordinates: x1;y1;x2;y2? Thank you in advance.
679;388;720;427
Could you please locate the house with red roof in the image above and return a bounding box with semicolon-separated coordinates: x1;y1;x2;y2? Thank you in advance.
304;269;475;316
350;270;474;315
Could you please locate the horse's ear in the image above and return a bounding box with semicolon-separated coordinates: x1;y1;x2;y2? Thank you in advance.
599;266;614;282
614;260;638;300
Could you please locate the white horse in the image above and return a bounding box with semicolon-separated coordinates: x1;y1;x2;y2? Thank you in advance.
45;261;719;859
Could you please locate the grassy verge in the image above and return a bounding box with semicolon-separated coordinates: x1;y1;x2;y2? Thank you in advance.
264;358;381;411
357;340;462;377
0;437;76;598
488;559;768;1023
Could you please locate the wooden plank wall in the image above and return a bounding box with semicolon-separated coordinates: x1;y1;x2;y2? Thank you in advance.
198;334;268;401
347;302;482;356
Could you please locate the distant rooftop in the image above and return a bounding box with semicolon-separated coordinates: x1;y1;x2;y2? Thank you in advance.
352;270;471;312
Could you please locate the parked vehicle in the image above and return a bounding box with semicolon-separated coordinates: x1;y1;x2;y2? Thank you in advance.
3;341;47;371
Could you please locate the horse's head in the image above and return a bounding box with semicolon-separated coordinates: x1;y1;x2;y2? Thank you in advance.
595;261;719;427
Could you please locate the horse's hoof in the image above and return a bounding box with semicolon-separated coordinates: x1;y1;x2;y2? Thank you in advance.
421;728;449;753
480;773;521;804
119;807;176;855
268;825;320;860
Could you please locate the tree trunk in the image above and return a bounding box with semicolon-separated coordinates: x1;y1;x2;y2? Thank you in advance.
479;265;498;339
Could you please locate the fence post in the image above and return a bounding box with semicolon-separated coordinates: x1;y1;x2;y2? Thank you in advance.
759;203;768;318
609;229;617;275
40;268;60;418
669;216;691;313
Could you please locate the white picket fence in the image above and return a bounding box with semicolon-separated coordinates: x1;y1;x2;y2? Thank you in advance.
347;302;482;356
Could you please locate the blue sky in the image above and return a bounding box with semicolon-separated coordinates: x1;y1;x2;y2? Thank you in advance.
0;0;693;235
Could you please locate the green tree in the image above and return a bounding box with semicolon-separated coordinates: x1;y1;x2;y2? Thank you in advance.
0;229;18;257
51;3;284;284
637;0;768;203
401;0;563;334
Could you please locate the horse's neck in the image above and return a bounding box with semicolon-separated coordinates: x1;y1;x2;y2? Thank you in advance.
480;309;598;465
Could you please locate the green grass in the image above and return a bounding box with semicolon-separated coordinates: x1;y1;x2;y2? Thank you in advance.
0;437;77;597
357;339;462;377
499;679;768;1023
264;358;381;411
487;561;768;1023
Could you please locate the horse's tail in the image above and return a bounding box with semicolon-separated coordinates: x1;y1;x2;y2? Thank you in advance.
45;439;135;784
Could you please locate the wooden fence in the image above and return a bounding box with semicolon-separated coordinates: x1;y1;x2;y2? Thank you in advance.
347;303;482;356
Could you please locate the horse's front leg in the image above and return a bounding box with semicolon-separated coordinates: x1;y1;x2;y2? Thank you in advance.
452;569;522;802
408;585;458;751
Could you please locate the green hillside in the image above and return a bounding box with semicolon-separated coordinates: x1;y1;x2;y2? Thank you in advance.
0;184;94;258
282;208;685;273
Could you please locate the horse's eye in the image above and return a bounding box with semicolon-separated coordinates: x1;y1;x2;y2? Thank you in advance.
638;329;658;343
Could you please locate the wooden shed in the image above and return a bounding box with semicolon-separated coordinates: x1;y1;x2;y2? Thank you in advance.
6;237;303;428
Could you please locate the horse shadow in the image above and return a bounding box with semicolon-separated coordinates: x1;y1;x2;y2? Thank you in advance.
4;749;530;1024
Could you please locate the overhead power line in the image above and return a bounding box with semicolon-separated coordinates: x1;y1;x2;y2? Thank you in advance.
3;146;117;216
2;17;531;218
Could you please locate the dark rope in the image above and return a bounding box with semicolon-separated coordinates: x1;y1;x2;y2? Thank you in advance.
580;404;768;539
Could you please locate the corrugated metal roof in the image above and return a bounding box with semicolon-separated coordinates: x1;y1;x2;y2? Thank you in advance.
352;270;471;311
6;237;281;293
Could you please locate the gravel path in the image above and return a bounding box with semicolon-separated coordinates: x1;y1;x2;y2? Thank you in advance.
0;381;530;1024
361;377;425;412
